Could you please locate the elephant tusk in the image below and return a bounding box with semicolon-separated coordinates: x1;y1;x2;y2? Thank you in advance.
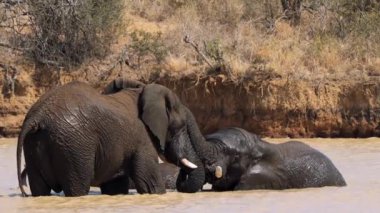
181;158;198;169
215;166;223;178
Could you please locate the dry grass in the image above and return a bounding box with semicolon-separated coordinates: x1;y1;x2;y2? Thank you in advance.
113;0;380;84
1;0;379;85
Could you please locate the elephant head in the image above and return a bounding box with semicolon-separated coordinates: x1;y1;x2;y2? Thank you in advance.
202;128;267;191
103;78;205;193
179;110;272;191
140;84;205;192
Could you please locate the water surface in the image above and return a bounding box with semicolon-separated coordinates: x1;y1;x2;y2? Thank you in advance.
1;138;380;212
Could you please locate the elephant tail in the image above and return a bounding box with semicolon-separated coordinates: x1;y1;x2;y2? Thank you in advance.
17;117;38;197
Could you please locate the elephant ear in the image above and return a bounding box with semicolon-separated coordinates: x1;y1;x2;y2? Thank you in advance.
244;129;266;159
140;84;180;152
103;78;145;94
207;127;265;159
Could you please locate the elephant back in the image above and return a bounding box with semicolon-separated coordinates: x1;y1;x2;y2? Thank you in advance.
103;78;145;94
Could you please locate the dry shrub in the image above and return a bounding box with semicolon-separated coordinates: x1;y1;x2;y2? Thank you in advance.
26;0;124;67
128;30;168;67
126;0;181;22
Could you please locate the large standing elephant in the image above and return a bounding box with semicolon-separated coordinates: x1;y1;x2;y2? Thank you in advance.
17;79;204;197
201;127;347;191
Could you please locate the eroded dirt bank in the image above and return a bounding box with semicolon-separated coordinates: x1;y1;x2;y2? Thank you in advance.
1;73;379;138
156;75;380;138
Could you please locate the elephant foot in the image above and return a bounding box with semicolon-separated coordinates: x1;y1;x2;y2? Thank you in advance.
131;150;166;194
100;176;129;195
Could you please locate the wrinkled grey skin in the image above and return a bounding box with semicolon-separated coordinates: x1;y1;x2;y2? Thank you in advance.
103;79;205;193
21;163;180;193
17;79;203;196
120;107;347;192
99;126;205;194
129;163;179;190
203;127;347;191
180;111;346;191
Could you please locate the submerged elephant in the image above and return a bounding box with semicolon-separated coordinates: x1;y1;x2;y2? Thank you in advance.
203;128;347;191
129;126;346;191
17;79;204;197
156;106;346;192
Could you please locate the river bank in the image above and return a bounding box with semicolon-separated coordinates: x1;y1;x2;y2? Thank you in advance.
1;71;379;138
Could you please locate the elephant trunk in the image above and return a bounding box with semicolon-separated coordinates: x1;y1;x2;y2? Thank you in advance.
184;108;216;164
166;127;205;193
175;140;205;193
176;161;205;193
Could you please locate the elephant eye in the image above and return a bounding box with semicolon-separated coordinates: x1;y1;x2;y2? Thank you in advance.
206;159;216;166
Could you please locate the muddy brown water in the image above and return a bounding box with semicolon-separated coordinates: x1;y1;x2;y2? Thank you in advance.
1;138;380;212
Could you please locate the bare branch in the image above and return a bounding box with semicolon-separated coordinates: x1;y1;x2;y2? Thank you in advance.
183;35;213;68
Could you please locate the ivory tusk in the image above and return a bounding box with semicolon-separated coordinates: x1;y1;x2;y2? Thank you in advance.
215;166;223;178
181;158;198;169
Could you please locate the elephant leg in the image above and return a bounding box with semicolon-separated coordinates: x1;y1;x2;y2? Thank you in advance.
131;148;165;194
60;163;94;197
100;175;129;195
25;160;51;196
60;170;93;197
24;139;52;196
51;143;95;197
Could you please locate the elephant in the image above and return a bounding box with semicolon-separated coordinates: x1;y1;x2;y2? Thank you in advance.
16;78;204;197
155;105;346;191
202;127;347;191
128;127;346;191
100;81;346;192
